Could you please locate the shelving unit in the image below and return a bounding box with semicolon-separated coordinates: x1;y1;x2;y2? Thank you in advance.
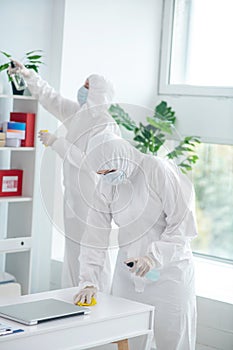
0;94;38;294
0;147;35;151
0;197;32;203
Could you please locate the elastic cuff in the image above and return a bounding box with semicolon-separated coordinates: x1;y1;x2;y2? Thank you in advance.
78;281;99;291
24;69;37;82
146;253;160;269
51;137;68;159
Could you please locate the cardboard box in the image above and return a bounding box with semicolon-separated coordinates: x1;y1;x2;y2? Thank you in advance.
10;112;35;147
0;169;23;197
2;121;26;140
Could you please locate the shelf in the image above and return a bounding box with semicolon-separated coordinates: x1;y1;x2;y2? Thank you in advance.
0;94;36;100
0;147;35;151
0;196;32;203
0;237;32;253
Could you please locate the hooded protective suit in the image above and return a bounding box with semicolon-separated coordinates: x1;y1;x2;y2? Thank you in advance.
78;134;198;350
24;71;121;287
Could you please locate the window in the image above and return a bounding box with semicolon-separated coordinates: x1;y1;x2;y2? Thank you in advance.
159;0;233;96
191;142;233;261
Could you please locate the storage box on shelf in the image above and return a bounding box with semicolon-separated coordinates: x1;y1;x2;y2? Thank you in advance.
0;169;23;197
0;94;37;294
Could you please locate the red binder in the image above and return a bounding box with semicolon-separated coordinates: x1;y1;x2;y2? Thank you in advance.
10;112;35;147
0;169;23;197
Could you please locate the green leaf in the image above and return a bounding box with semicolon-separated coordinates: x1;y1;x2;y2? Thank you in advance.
109;104;137;131
141;127;151;139
155;101;167;115
181;164;192;170
0;63;10;72
25;64;38;72
153;101;176;124
28;60;44;64
187;155;199;163
155;133;166;142
0;51;11;58
27;55;42;60
147;117;172;134
121;123;134;131
26;49;43;55
145;124;157;133
138;145;148;153
134;135;146;143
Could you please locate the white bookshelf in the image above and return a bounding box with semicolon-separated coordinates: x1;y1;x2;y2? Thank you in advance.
0;147;35;151
0;94;38;294
0;237;32;253
0;196;32;203
0;94;37;100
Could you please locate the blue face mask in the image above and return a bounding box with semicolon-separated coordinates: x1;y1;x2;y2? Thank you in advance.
77;86;88;106
101;170;126;185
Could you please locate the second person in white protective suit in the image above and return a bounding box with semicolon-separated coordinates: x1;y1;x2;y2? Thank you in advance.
9;61;121;288
74;134;198;350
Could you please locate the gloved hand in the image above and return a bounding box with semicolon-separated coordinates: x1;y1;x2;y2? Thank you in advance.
125;256;156;277
7;59;31;78
73;286;97;305
38;131;57;147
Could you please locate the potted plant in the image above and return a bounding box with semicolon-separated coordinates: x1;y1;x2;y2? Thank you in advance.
109;101;200;173
0;50;44;95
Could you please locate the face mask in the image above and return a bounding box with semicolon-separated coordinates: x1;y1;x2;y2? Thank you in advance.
101;170;126;185
77;86;88;106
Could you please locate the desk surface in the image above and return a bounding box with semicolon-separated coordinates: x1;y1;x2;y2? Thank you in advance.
0;287;154;350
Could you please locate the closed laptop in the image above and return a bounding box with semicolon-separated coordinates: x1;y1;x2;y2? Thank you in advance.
0;298;90;325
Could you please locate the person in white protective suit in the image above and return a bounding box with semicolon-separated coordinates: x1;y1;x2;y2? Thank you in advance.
9;61;121;288
73;134;198;350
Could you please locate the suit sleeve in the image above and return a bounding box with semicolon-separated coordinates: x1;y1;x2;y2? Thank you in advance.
51;137;83;167
147;159;198;268
25;70;80;123
79;185;113;290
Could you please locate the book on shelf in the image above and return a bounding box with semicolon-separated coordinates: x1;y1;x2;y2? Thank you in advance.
10;112;35;147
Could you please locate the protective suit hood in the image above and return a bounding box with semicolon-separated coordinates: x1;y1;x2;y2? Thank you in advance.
84;133;144;181
86;74;114;109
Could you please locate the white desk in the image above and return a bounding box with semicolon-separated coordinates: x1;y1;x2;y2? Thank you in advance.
0;287;154;350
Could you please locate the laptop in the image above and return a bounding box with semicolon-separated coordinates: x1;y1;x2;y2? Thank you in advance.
0;298;90;326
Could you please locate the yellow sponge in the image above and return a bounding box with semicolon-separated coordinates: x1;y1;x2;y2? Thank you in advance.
76;297;97;307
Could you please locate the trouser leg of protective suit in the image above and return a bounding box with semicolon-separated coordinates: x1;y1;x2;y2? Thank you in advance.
61;218;82;288
112;253;196;350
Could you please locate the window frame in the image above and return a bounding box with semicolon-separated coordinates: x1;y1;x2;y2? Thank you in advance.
159;0;233;98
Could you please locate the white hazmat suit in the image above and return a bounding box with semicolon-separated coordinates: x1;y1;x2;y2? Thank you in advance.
22;70;121;287
77;134;198;350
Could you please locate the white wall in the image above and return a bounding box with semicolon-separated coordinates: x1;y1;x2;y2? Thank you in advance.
0;0;60;88
159;95;233;145
60;0;162;108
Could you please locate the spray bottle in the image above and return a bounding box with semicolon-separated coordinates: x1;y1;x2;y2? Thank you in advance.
9;61;27;91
